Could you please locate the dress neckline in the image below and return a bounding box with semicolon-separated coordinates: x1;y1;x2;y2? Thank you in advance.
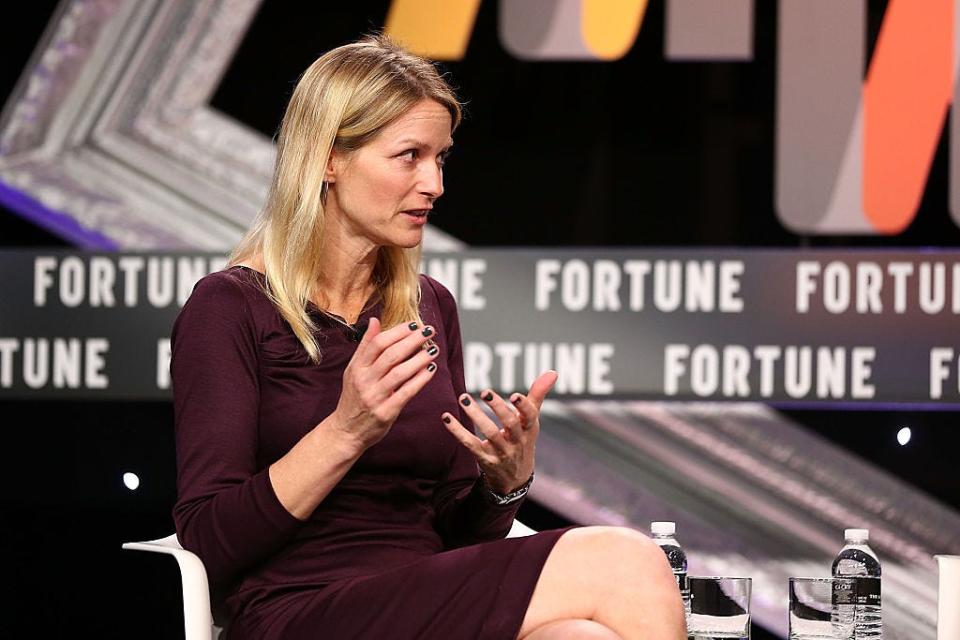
229;264;381;327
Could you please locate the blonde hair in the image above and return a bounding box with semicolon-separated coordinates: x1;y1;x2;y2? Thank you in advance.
227;33;462;364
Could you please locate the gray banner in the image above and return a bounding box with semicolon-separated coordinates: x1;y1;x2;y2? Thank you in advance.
0;249;958;405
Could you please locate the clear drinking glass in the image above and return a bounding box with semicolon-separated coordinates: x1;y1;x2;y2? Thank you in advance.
687;576;751;640
788;577;855;640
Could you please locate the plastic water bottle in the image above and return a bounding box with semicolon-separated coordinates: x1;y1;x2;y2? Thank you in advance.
832;528;882;638
651;521;690;621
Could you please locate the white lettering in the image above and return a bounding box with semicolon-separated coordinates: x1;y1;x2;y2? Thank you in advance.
466;341;615;395
664;344;689;396
796;261;820;313
850;347;876;399
822;262;850;314
31;255;224;308
157;339;171;389
887;262;914;313
930;348;955;400
33;257;56;306
855;262;883;313
718;261;745;312
0;337;110;389
919;263;946;314
662;343;877;400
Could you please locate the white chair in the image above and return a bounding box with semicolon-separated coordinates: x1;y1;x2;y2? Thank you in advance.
122;519;538;640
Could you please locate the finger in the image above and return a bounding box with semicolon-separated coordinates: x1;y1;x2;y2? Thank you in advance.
458;393;511;454
381;341;441;392
479;389;522;442
354;319;428;369
369;323;437;380
525;369;559;408
379;357;439;415
441;411;498;465
509;392;540;432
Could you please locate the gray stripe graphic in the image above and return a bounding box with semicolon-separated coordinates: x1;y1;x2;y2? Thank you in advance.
776;0;866;233
499;0;593;60
665;0;754;61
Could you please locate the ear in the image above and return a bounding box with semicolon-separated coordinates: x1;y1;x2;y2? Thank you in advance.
325;148;339;184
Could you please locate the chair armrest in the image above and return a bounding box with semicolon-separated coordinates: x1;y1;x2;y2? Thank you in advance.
507;519;537;538
122;534;220;640
123;522;536;638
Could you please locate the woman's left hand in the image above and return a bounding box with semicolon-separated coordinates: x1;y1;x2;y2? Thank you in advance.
441;370;559;495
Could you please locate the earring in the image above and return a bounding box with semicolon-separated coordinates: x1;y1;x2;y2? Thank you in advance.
321;180;329;204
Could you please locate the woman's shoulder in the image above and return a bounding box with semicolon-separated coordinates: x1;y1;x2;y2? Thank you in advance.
178;266;269;322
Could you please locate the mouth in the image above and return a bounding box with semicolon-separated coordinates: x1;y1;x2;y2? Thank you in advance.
401;209;431;224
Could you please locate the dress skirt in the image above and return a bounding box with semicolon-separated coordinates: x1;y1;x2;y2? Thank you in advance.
227;526;579;640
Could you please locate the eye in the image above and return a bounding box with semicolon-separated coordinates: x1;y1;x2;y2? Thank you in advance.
400;149;418;162
438;150;452;167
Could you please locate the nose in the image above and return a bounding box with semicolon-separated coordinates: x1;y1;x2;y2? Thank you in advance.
418;160;444;201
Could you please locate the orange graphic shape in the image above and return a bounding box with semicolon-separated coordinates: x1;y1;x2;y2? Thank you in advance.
582;0;649;60
864;0;954;233
385;0;482;60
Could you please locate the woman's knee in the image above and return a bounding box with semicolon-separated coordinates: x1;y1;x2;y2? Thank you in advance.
518;526;680;636
560;526;676;588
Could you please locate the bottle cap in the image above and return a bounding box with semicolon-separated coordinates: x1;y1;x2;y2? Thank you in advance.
651;521;675;536
845;528;869;542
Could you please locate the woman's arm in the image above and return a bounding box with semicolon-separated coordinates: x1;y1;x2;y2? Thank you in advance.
426;277;525;547
171;273;361;588
267;413;362;520
174;272;439;585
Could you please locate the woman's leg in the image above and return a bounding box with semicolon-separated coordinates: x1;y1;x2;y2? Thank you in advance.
517;526;686;640
522;618;623;639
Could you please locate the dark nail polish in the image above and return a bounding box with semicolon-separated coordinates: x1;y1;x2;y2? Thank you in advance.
511;395;522;404
422;327;433;337
482;391;493;402
442;414;451;423
460;396;471;406
427;362;436;372
427;345;438;356
408;322;418;330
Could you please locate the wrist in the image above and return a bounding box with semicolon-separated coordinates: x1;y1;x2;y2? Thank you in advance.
323;412;366;460
479;471;534;506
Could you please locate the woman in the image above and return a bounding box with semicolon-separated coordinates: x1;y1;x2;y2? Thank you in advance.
170;33;685;640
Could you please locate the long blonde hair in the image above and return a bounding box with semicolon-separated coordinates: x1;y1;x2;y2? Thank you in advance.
227;33;462;364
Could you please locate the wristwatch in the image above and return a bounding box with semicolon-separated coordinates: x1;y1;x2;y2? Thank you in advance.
480;471;534;506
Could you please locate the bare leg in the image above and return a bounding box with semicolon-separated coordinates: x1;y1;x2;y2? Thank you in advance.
523;618;624;639
517;526;686;640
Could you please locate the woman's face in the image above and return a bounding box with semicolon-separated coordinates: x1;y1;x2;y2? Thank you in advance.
327;98;453;249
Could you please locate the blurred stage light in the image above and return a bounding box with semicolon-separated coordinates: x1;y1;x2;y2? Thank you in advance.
123;472;140;490
896;427;912;446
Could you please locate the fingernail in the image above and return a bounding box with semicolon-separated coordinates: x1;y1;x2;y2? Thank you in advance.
422;327;433;337
427;363;436;372
460;395;471;406
442;414;451;423
511;394;522;404
481;391;493;402
427;345;438;356
408;322;418;330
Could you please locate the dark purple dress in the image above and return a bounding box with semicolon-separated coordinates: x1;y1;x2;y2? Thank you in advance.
170;265;575;639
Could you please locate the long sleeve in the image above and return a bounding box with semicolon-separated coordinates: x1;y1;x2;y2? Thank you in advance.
170;273;303;589
426;276;525;548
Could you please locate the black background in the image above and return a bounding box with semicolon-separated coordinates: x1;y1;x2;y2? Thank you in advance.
1;2;956;638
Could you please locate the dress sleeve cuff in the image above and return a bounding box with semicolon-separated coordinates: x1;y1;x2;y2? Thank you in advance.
251;465;307;533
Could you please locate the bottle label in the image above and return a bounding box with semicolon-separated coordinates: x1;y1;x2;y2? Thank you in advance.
854;577;881;606
676;571;689;592
832;578;857;606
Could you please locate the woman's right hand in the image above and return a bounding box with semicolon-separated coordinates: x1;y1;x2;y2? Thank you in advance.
332;317;440;452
